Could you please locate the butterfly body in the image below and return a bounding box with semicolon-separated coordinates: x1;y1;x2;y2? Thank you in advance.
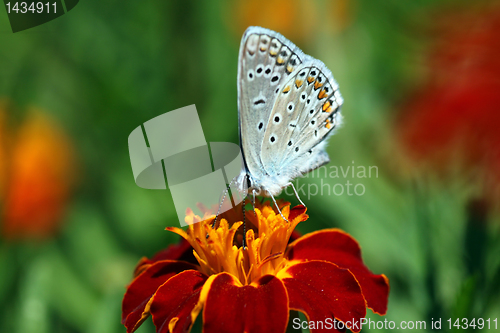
235;26;344;198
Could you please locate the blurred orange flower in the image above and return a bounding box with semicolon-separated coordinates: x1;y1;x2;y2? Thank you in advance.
398;4;500;201
0;103;8;201
1;106;76;240
228;0;355;43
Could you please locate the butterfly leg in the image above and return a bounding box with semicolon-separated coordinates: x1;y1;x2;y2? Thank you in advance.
242;193;248;249
270;193;289;222
286;182;306;207
210;176;237;231
252;189;257;216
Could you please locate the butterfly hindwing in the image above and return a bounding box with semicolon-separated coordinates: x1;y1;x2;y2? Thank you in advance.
260;60;343;179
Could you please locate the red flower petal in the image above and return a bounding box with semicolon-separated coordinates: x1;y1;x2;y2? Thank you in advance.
202;273;289;333
122;261;199;333
134;238;195;277
279;261;366;333
150;270;208;333
288;205;307;221
286;229;389;315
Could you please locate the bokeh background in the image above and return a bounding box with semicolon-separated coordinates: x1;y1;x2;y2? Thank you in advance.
1;0;500;332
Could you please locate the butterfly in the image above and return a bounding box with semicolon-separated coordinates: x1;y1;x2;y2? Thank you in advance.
215;27;343;241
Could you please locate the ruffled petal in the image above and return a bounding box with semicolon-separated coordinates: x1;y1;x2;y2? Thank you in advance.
202;273;289;333
134;238;196;277
122;261;199;333
278;261;365;333
286;229;389;315
150;270;208;333
288;205;307;221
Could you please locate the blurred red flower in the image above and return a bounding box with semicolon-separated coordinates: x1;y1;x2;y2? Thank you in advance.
398;4;500;199
1;107;76;240
122;201;389;333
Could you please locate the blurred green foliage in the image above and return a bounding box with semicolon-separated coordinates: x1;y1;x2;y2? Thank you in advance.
1;0;499;332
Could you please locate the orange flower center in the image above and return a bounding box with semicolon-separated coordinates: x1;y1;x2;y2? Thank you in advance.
166;201;303;285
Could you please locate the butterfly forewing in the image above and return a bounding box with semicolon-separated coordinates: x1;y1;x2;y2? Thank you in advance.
237;27;305;178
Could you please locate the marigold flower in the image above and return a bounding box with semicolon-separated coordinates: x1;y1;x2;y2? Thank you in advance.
122;201;389;333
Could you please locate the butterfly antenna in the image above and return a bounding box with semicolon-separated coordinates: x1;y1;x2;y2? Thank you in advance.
287;182;306;207
270;193;289;222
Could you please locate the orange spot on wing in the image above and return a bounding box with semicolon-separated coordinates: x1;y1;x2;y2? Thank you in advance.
318;89;328;99
287;65;294;73
295;80;303;88
314;81;323;90
307;76;315;83
322;101;331;111
277;57;285;64
283;86;291;93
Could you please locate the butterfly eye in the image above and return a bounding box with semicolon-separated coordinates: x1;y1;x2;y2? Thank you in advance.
287;102;295;113
295;147;299;152
269;135;277;144
300;92;307;102
257;122;264;131
309;118;317;127
288;141;293;147
273;114;282;124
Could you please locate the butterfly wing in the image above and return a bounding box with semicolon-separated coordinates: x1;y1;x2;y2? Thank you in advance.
261;60;343;180
237;27;306;181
